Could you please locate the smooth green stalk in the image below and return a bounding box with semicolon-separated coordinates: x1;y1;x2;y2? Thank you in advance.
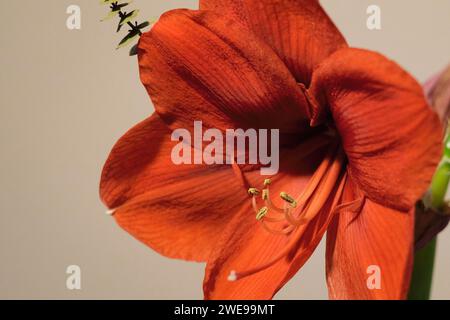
430;162;450;209
408;237;437;300
408;130;450;300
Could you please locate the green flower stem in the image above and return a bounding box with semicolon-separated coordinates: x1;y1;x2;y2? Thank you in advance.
430;162;450;209
408;128;450;300
408;132;449;300
408;237;437;300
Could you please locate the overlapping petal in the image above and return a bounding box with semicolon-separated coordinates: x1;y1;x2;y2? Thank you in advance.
138;9;311;134
199;0;347;85
326;179;414;299
310;48;442;211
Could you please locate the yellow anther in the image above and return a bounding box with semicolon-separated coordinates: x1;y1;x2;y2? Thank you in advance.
280;192;297;208
256;207;268;220
264;179;272;186
248;188;260;196
262;189;269;200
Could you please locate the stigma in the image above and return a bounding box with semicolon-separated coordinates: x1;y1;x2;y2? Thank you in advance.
106;208;117;216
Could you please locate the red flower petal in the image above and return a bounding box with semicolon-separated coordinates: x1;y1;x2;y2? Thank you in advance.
100;114;249;261
138;9;311;134
199;0;347;85
310;48;442;211
326;179;414;299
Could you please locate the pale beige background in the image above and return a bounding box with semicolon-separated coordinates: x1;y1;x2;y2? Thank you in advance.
1;0;450;299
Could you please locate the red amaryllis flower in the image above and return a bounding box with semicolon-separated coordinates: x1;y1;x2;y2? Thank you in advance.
100;0;442;299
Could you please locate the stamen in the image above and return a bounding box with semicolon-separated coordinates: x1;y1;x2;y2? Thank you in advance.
256;207;269;220
260;215;286;223
260;179;285;215
248;188;260;196
283;204;307;226
284;148;345;226
280;192;297;208
230;172;348;282
251;196;259;214
261;220;295;235
293;143;340;208
262;188;284;214
301;151;345;224
332;196;365;215
232;145;348;282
